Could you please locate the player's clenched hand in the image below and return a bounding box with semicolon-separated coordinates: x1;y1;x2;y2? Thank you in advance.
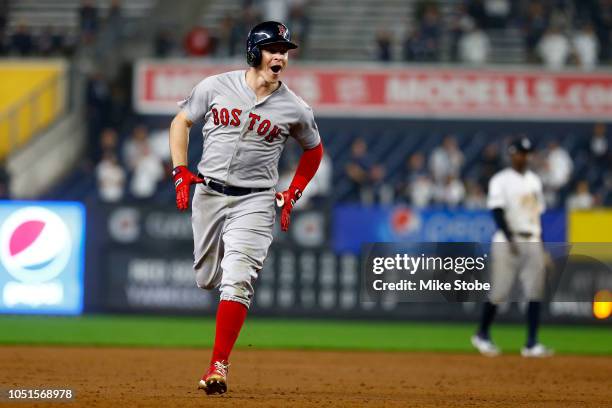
275;187;302;232
172;165;204;211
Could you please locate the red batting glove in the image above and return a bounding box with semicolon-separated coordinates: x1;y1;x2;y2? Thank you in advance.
172;165;204;211
275;186;302;232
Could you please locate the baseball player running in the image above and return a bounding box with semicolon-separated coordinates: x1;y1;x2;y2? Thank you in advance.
168;21;323;395
471;138;553;358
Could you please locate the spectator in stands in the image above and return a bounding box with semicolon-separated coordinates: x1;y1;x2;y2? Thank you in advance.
58;28;78;57
86;71;112;164
449;3;475;61
458;20;491;64
483;0;511;29
419;3;442;60
288;0;310;54
545;140;573;188
537;25;570;70
79;0;99;41
123;125;150;170
523;2;549;63
429;135;464;183
403;27;425;61
376;29;393;62
212;14;236;57
572;22;599;70
466;0;487;29
409;174;434;208
540;140;573;206
36;26;55;56
590;122;609;164
405;2;442;62
592;0;612;62
0;159;9;199
479;142;501;190
397;152;433;208
345;138;391;205
96;152;125;203
128;136;165;200
345;138;371;201
154;28;175;58
100;128;119;159
367;164;394;205
184;26;213;57
107;0;122;21
566;180;595;210
99;0;123;52
433;174;465;208
227;7;261;56
10;23;34;56
464;179;487;209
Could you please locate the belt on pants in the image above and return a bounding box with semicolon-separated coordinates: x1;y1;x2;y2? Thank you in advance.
513;232;533;239
199;174;269;196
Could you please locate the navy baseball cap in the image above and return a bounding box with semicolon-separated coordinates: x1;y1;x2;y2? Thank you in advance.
508;137;533;154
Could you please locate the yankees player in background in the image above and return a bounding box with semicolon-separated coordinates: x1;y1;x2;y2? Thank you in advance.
168;21;323;395
471;138;553;358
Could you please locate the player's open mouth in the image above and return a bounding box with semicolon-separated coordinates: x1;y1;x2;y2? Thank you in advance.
270;65;282;74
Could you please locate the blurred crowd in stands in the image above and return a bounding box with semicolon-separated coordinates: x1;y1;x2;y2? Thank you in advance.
88;117;611;212
343;123;611;210
154;0;310;59
0;0;125;57
376;0;611;70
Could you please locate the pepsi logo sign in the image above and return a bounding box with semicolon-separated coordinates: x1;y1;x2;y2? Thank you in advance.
0;207;72;283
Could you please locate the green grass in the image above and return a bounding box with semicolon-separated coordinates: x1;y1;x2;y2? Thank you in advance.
0;315;610;355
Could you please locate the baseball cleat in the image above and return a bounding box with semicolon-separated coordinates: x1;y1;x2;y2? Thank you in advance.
471;335;501;357
521;343;554;358
198;360;229;395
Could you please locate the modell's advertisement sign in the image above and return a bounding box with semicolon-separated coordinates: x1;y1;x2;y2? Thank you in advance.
0;202;85;315
134;61;612;120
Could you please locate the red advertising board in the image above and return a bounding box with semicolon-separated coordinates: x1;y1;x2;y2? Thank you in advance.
134;60;612;120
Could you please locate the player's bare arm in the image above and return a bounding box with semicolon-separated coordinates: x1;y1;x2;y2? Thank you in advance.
169;110;193;167
169;110;203;211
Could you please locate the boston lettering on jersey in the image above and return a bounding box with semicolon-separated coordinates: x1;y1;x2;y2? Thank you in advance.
211;107;283;143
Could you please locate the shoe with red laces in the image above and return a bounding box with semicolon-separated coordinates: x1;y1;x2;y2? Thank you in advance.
198;360;229;395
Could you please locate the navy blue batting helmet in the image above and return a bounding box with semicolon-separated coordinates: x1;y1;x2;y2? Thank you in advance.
246;21;298;67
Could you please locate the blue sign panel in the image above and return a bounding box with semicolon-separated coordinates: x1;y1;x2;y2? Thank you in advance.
333;205;566;254
0;201;85;315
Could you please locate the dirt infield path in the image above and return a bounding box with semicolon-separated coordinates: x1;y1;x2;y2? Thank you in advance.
0;346;610;407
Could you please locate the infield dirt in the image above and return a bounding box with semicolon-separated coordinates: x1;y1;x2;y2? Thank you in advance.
1;346;610;407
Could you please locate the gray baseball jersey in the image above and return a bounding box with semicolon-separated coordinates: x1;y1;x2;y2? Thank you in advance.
179;70;321;188
486;168;546;303
178;70;320;308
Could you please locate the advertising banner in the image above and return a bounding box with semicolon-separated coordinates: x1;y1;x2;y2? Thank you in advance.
333;206;566;254
134;61;612;120
0;201;85;315
86;203;601;322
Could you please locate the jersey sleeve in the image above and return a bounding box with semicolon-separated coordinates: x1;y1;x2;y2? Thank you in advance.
487;175;505;209
177;77;215;123
290;105;321;150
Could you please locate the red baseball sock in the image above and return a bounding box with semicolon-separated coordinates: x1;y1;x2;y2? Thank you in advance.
211;300;248;363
